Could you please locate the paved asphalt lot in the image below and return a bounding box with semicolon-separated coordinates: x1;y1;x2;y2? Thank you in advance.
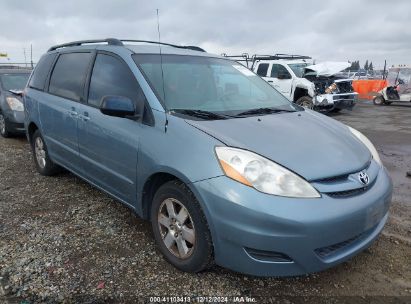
0;102;410;303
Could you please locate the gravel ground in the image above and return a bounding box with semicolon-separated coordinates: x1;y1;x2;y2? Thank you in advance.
0;102;410;303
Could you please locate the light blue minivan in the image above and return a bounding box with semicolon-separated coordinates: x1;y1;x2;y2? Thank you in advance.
24;39;392;276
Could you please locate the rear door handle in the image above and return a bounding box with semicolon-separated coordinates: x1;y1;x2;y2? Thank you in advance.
267;80;273;83
67;109;78;117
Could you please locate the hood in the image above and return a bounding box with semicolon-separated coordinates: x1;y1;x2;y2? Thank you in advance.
186;110;370;181
305;61;350;77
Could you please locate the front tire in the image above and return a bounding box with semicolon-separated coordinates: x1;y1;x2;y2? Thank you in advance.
296;96;314;109
0;112;11;138
151;180;213;273
373;96;385;105
31;130;60;176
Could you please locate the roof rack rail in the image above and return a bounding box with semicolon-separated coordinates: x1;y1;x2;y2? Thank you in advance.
48;38;206;53
48;38;124;52
250;54;312;69
252;54;311;61
120;40;206;52
221;53;251;66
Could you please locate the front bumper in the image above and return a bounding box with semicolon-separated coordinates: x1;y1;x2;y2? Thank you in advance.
192;166;392;276
3;109;25;133
314;93;358;111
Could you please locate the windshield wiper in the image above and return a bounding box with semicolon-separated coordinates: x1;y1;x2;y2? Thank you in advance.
8;89;23;96
235;107;296;117
170;109;232;120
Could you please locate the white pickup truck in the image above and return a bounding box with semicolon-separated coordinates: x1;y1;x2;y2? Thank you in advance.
223;54;358;113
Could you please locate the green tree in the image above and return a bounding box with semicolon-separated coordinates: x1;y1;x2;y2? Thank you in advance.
369;62;373;71
364;60;369;70
349;60;360;71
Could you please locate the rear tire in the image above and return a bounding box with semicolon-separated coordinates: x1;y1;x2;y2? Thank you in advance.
373;96;385;105
0;112;11;138
31;130;60;176
296;96;314;109
151;180;213;273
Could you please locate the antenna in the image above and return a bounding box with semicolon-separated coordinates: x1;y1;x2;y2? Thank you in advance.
30;44;33;69
156;9;166;103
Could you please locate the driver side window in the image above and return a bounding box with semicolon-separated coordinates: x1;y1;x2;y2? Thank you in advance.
88;53;146;108
270;64;291;79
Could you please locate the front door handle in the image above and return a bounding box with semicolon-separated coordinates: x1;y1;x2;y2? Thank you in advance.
267;80;273;83
79;112;90;122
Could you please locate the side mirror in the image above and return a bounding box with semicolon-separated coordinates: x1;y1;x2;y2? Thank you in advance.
277;72;291;80
100;96;137;118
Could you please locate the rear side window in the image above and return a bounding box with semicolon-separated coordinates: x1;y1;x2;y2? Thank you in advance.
88;53;145;107
49;52;92;101
29;54;56;91
256;63;269;77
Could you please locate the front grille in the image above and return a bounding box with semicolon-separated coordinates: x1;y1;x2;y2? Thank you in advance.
333;94;355;101
315;233;363;259
315;223;378;260
314;161;373;198
336;81;353;93
314;174;349;183
326;187;368;198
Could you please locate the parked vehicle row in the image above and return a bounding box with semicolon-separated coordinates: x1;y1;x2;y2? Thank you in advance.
0;69;31;137
0;39;392;277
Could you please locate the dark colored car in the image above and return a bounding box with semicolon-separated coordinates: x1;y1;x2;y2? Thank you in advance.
0;69;31;137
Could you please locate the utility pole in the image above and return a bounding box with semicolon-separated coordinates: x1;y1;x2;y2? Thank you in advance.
23;48;27;67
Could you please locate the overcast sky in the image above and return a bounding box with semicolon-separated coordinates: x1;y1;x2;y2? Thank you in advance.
0;0;410;68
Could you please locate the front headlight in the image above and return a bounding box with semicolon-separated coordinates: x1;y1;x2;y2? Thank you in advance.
215;147;320;198
6;97;24;111
348;126;382;166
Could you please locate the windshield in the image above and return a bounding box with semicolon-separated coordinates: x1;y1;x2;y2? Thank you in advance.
287;63;309;78
133;54;296;116
0;74;30;90
387;68;411;93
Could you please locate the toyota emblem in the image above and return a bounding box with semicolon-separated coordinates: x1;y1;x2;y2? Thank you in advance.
358;171;369;185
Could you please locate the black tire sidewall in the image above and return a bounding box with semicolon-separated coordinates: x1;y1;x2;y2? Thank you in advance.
374;96;384;105
151;181;213;273
0;112;10;138
296;96;314;109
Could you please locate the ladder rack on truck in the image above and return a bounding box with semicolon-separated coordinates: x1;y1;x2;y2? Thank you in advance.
221;53;311;69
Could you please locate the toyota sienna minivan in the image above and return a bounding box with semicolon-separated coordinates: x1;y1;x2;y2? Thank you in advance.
23;39;392;276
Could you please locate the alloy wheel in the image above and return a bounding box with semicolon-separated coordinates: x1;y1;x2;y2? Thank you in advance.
34;137;47;169
157;198;196;259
